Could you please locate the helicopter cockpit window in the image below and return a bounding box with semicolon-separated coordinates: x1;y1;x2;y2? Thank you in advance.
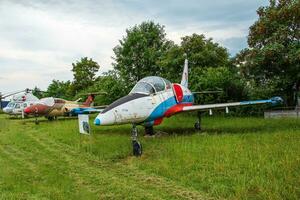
7;102;15;108
14;103;20;109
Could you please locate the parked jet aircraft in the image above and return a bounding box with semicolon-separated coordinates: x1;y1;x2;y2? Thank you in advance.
24;94;102;122
94;59;283;156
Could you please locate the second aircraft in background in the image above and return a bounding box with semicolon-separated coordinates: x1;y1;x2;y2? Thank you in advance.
24;94;103;122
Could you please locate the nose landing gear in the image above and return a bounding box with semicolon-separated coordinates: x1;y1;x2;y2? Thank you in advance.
132;124;142;156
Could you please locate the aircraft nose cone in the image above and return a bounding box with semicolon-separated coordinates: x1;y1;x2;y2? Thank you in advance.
94;118;101;125
23;107;31;114
3;107;9;113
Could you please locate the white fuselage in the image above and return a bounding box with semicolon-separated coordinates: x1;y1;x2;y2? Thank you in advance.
94;83;194;126
3;101;36;116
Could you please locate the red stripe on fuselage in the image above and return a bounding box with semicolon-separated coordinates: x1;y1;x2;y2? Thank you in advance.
164;103;193;117
154;117;163;125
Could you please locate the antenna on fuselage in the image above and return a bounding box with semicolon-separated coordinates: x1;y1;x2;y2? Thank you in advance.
180;54;188;88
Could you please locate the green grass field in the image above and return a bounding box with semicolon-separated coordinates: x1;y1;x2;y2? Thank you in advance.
0;114;299;200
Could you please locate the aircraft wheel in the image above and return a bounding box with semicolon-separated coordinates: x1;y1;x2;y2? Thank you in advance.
47;117;54;121
132;140;142;156
194;122;201;131
145;126;154;136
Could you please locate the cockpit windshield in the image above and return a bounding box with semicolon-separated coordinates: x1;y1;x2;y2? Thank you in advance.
130;82;155;95
130;76;171;95
39;97;55;106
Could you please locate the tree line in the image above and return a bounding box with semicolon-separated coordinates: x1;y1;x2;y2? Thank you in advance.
33;0;299;110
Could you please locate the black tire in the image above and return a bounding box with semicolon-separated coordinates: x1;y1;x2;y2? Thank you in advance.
145;126;154;136
132;140;142;156
47;116;54;121
194;122;201;130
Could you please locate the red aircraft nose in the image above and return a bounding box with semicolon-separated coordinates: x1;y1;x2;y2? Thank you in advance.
23;107;31;114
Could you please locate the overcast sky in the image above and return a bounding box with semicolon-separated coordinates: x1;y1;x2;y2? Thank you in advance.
0;0;269;93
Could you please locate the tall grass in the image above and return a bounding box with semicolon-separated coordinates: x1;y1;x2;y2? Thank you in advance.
0;114;299;199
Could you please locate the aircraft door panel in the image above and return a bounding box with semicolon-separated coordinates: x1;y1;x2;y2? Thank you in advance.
13;103;23;114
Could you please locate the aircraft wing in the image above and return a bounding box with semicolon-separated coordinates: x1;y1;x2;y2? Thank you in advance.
92;105;108;109
182;97;283;112
70;107;104;115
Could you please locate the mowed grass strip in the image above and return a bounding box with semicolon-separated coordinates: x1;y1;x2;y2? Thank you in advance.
0;114;299;199
0;115;208;200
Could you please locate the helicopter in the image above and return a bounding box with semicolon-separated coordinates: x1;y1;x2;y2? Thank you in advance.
1;89;39;117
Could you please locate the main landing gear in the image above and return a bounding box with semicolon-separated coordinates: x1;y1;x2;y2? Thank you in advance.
35;116;39;125
47;116;54;121
194;111;202;131
131;124;142;156
145;126;154;136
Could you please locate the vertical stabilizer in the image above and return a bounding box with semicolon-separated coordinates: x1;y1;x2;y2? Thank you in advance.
180;59;188;88
83;94;95;107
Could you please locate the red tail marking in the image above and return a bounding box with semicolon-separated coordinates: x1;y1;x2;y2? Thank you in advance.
173;84;183;102
83;94;95;106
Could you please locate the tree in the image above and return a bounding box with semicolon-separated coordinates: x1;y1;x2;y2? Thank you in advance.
46;80;72;99
159;34;231;83
236;0;300;105
113;21;173;86
190;67;248;104
72;57;100;94
76;70;127;105
181;34;230;68
32;86;44;99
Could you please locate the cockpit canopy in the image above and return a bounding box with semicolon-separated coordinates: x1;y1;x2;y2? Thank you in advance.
130;76;172;95
39;97;55;106
38;97;66;106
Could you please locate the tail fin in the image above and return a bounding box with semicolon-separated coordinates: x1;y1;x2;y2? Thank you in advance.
83;94;95;107
180;59;188;88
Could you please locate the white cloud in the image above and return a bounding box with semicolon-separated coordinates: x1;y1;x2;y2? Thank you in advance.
0;0;268;93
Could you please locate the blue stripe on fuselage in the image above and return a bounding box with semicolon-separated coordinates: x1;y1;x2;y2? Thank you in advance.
145;94;194;122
